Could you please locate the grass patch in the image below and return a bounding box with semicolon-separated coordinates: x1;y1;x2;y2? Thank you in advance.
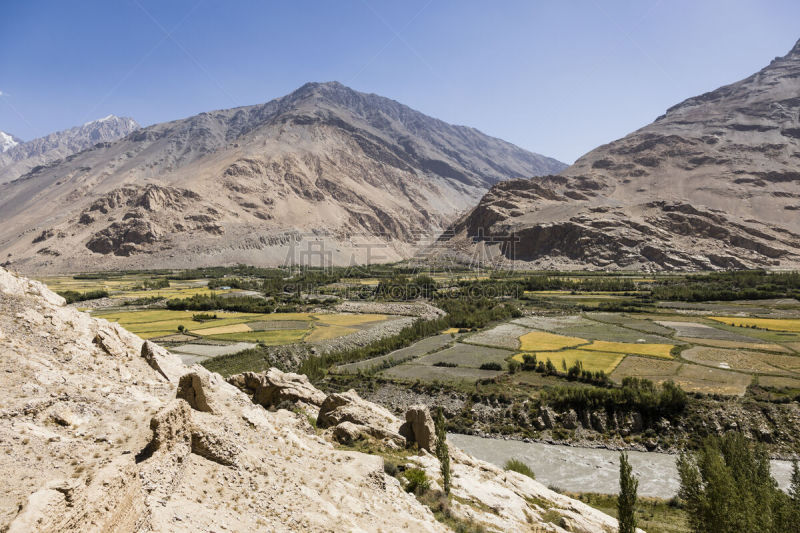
570;492;689;533
192;323;253;335
504;459;535;479
305;325;358;342
314;313;388;326
205;329;308;344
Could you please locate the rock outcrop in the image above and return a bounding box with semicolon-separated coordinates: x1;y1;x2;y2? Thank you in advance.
0;266;622;532
400;405;438;452
228;368;326;407
317;389;407;446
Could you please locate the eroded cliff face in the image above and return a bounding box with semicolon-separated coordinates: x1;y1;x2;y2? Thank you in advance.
440;40;800;270
0;266;620;533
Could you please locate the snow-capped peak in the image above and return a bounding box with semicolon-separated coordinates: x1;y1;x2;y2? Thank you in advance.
82;114;120;127
0;130;20;153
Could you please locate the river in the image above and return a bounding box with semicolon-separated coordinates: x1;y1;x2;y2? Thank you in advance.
448;433;795;497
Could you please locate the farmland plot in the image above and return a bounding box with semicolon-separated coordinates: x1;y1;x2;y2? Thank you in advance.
417;343;513;369
681;346;800;375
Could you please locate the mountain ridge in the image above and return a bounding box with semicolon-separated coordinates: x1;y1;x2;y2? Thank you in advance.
0;82;565;273
0;115;140;184
440;39;800;270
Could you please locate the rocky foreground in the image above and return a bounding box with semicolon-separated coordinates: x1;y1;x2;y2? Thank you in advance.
0;266;620;532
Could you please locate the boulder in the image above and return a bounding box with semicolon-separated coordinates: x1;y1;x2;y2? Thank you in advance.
590;411;607;433
318;389;405;446
400;405;437;452
540;407;557;429
228;368;325;408
562;409;579;430
93;324;130;358
332;422;363;445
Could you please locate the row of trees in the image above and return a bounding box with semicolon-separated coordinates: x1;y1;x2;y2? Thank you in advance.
539;377;687;422
652;270;800;302
57;289;109;304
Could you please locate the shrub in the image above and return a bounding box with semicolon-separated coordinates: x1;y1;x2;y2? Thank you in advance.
403;468;431;494
504;459;535;480
479;362;502;371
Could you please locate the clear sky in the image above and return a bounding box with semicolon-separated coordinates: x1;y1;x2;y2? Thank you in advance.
1;0;799;163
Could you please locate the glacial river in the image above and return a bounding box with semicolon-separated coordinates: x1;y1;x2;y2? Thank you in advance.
448;433;795;497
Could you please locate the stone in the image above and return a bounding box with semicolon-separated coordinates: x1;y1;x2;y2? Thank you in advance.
332;422;363;445
540;407;556;429
92;324;130;358
228;368;325;408
400;405;437;452
141;340;171;382
318;389;405;446
176;372;215;413
561;409;578;430
590;411;607;433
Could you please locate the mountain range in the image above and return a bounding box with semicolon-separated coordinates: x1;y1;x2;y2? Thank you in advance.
441;38;800;270
0;82;564;273
0;115;139;184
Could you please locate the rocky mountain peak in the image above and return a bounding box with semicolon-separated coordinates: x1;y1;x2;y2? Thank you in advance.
0;131;21;153
0;115;140;183
787;37;800;58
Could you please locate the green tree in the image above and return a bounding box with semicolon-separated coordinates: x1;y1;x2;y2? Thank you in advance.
617;451;638;533
434;407;450;495
677;433;786;533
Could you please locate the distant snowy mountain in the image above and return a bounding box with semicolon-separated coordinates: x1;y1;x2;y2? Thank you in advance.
0;115;139;183
0;131;22;153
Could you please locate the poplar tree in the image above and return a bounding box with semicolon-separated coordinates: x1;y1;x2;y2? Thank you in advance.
618;451;638;533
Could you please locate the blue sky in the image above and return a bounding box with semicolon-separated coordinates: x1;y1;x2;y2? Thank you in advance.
1;1;799;163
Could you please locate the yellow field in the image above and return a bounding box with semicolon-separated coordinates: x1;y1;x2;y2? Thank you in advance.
709;317;800;333
581;340;674;359
192;323;253;336
117;287;235;299
314;313;387;326
513;349;624;374
205;330;308;344
305;325;358;342
518;331;587;351
441;328;461;334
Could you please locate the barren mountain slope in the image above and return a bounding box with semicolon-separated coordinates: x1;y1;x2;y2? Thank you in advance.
0;266;619;532
0;115;140;184
442;39;800;270
0;82;564;273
